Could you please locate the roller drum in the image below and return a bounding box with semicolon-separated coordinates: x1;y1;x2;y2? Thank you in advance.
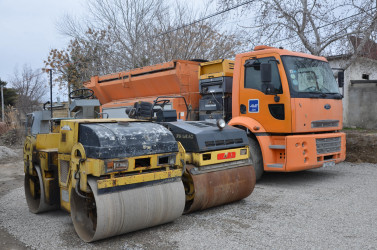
185;164;256;213
24;166;58;213
70;178;185;242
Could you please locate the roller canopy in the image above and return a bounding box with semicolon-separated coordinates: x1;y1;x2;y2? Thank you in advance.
79;122;178;159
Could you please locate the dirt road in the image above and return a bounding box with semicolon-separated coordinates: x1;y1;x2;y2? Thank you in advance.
1;149;376;249
0;149;27;250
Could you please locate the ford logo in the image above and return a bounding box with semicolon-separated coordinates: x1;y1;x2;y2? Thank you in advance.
324;104;331;110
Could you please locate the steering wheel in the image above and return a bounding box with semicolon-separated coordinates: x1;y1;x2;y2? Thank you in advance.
153;99;170;108
69;88;94;100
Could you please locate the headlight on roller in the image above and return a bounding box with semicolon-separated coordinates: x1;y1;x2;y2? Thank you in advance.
106;159;129;172
216;119;226;130
114;160;129;170
169;155;176;165
240;148;248;155
158;154;176;166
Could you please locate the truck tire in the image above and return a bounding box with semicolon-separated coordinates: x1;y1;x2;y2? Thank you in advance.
248;137;264;181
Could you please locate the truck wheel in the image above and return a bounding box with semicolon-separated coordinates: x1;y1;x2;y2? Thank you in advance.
248;137;264;181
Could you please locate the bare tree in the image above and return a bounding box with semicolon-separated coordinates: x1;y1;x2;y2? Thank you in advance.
11;65;46;117
149;1;242;62
44;28;117;90
218;0;377;68
59;0;167;69
49;0;244;89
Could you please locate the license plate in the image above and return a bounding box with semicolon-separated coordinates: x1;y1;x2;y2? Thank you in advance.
322;161;335;168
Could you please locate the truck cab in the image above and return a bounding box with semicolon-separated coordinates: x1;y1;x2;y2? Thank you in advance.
228;46;346;177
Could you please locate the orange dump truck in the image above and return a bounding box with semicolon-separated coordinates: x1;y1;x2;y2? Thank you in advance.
84;45;346;180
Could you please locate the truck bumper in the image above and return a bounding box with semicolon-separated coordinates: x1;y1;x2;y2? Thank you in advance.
263;132;346;172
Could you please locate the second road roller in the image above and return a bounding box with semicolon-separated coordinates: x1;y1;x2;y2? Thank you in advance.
125;97;256;213
23;93;256;242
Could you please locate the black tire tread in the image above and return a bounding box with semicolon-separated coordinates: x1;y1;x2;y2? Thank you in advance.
248;137;264;181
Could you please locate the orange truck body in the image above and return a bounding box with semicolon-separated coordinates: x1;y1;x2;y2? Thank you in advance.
84;46;346;173
229;46;345;172
84;60;201;120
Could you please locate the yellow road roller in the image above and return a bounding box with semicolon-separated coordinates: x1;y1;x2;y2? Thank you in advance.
24;115;186;242
23;94;256;242
161;120;256;213
126;98;256;214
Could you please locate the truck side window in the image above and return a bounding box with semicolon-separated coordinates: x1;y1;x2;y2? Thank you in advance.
244;57;283;94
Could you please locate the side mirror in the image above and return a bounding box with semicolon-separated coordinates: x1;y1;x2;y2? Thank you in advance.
244;59;259;68
262;83;275;95
261;63;272;83
338;71;344;88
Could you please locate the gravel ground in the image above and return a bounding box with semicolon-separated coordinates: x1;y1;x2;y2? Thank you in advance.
1;161;377;249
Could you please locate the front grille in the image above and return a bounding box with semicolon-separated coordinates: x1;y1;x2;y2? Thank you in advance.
186;121;217;128
316;137;341;154
59;160;69;184
205;138;244;147
312;120;339;128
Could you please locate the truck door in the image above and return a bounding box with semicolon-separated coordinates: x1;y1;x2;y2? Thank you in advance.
239;55;291;133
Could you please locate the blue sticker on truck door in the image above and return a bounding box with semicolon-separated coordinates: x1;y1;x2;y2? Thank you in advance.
248;99;259;113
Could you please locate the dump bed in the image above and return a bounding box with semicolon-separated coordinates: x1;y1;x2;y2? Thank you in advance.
84;60;201;119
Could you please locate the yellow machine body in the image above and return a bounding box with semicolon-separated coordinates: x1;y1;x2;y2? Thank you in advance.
24;118;186;242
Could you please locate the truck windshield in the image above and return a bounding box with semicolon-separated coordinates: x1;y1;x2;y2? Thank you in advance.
281;56;341;98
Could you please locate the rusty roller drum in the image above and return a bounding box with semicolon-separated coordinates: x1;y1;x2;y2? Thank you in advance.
70;178;185;242
184;164;256;213
24;166;59;213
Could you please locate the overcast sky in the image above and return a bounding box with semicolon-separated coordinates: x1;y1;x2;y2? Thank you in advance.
0;0;85;85
0;0;208;82
0;0;210;101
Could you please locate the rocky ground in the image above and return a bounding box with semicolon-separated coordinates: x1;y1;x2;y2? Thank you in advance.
0;129;376;249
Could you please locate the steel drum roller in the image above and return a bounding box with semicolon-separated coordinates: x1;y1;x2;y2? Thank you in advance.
185;164;256;213
24;166;58;213
70;178;185;242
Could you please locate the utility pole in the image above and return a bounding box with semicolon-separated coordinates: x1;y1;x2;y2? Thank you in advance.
1;85;4;122
49;69;53;132
67;67;71;117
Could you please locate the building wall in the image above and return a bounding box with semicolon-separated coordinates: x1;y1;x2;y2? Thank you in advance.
347;83;377;129
329;57;377;129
